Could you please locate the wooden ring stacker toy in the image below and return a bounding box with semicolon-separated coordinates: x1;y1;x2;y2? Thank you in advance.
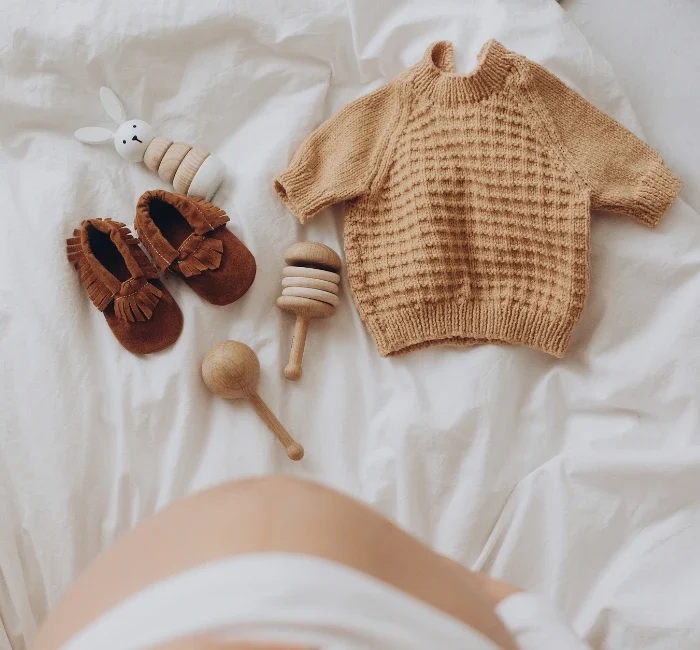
277;242;341;381
74;87;224;200
201;341;304;461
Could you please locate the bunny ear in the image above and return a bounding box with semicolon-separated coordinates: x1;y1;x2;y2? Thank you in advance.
74;126;114;144
99;86;126;123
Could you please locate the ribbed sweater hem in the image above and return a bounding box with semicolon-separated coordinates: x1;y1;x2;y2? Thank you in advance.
366;300;575;358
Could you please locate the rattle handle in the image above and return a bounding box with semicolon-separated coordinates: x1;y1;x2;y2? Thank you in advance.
244;388;304;461
284;316;309;381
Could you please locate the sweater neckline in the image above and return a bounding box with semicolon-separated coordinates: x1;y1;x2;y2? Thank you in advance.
411;40;513;105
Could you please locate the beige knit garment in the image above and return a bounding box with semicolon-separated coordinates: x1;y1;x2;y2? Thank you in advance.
274;40;681;357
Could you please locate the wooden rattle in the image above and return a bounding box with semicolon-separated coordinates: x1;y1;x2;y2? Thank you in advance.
201;341;304;461
75;87;224;201
277;242;341;381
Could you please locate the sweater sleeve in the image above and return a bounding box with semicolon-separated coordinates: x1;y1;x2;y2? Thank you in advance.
274;82;399;223
526;61;681;227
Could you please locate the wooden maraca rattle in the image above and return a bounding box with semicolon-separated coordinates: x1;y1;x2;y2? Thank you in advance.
201;341;304;461
277;242;341;381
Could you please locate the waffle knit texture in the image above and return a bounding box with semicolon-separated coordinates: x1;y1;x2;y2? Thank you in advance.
274;40;681;357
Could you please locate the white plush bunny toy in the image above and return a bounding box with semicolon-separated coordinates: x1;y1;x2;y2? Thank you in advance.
75;87;225;201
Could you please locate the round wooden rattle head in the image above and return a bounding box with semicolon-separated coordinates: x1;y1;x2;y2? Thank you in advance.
201;340;260;399
276;295;335;319
284;242;341;272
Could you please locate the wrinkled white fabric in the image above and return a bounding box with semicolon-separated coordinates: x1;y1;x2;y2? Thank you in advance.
59;553;499;650
496;592;591;650
2;1;700;650
57;553;589;650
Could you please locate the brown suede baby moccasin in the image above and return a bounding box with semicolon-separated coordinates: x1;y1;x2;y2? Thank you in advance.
66;219;183;354
134;190;256;306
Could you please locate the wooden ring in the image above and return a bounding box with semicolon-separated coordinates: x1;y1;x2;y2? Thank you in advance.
158;142;193;184
173;147;210;194
143;137;172;172
282;266;340;284
277;295;334;319
282;287;339;306
281;276;339;294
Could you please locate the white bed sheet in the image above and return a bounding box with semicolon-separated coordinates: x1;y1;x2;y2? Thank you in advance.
1;1;699;649
566;0;700;215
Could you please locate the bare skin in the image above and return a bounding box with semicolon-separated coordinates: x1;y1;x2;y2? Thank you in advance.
33;477;519;650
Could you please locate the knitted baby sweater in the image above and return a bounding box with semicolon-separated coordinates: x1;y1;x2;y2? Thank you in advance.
274;40;681;357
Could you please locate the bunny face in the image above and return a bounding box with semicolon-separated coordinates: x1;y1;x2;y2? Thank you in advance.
114;120;155;162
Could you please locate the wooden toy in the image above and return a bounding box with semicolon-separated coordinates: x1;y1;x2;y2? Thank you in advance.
201;341;304;461
74;87;225;201
277;242;341;381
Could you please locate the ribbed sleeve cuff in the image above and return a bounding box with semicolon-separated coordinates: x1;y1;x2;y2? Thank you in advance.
632;159;682;227
274;167;325;224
